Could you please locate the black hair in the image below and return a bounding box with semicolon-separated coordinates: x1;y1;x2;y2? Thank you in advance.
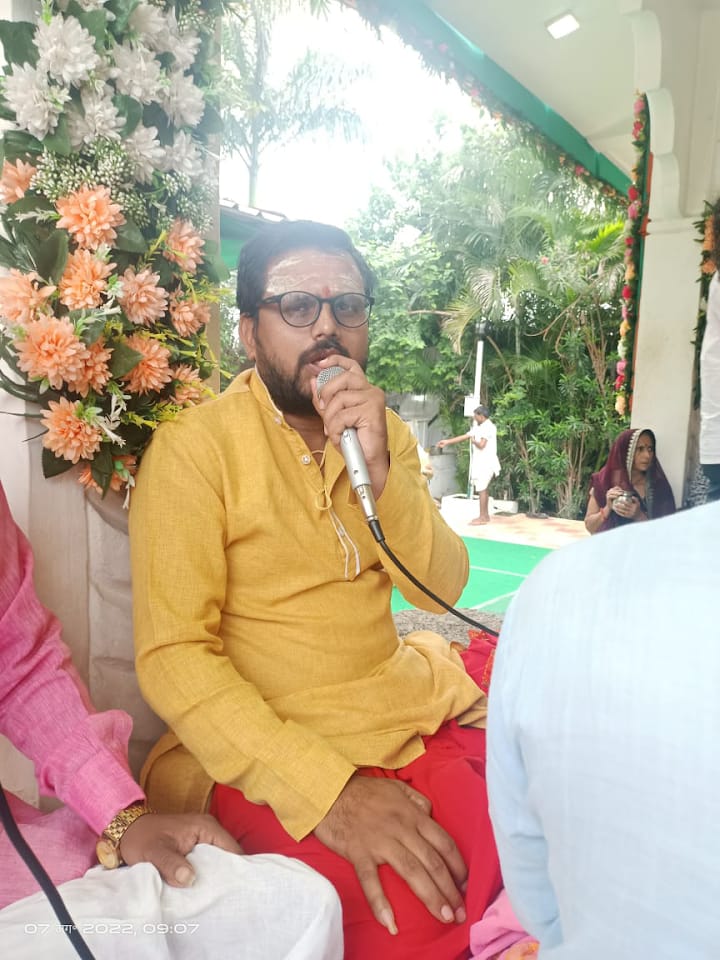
235;220;375;315
474;404;490;418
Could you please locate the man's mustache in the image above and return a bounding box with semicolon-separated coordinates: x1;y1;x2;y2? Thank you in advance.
297;339;350;369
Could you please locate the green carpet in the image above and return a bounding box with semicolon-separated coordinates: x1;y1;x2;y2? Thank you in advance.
391;537;552;614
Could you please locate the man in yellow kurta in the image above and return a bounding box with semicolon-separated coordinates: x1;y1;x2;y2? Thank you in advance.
130;220;501;960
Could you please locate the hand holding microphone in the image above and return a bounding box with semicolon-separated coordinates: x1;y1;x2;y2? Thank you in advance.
315;361;389;532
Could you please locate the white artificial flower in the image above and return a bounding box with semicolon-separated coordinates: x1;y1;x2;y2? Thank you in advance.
161;70;205;128
66;85;123;148
161;130;203;180
81;58;114;96
111;42;163;104
3;64;70;140
128;1;168;50
125;124;165;183
172;31;201;72
35;15;100;87
150;7;181;54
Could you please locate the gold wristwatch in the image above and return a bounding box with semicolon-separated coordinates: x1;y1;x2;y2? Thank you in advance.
96;802;153;869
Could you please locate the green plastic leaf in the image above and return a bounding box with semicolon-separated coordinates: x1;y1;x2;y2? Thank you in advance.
113;94;143;137
151;256;175;288
65;1;107;49
109;341;144;378
31;230;68;285
6;192;55;218
142;103;173;145
73;315;107;345
106;0;140;35
42;115;72;157
114;219;147;253
0;234;21;269
197;103;224;138
41;446;75;479
2;129;42;162
89;446;115;494
0;20;38;67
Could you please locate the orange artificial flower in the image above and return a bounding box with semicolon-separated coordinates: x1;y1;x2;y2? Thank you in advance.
168;290;210;336
0;158;37;205
619;319;631;338
67;337;113;397
171;363;204;406
78;454;137;493
164;219;204;274
41;397;102;463
122;333;172;394
703;215;715;253
0;269;55;328
119;266;169;326
58;249;115;310
14;316;90;390
56;184;125;251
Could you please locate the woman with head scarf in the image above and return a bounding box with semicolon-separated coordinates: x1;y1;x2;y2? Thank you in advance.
584;428;676;534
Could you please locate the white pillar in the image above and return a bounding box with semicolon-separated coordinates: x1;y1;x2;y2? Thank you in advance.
624;0;720;504
630;218;699;501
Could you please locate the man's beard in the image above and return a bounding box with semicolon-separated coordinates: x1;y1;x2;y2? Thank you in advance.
254;336;366;417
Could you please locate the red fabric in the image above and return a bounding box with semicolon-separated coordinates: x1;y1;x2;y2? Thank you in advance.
211;634;502;960
590;427;676;531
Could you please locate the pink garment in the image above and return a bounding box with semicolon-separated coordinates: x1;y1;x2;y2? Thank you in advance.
470;889;538;960
0;481;143;908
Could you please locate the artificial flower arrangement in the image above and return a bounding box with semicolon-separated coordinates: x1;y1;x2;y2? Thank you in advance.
0;0;233;498
616;92;650;418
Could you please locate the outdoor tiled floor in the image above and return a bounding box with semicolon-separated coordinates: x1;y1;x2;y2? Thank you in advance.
440;495;589;550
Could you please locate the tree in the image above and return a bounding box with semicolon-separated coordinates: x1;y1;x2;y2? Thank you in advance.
221;0;363;206
350;121;627;516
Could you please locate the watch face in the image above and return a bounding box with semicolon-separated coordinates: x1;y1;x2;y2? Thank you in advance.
96;837;122;869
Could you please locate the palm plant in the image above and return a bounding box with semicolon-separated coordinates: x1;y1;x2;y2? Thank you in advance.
221;0;363;206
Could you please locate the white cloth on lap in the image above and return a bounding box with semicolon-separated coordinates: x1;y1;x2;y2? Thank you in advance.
0;844;343;959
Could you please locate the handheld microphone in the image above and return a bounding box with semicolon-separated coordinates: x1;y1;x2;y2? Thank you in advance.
316;365;379;527
314;365;498;634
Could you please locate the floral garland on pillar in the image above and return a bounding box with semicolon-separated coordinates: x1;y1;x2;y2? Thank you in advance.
615;93;650;417
0;0;232;498
692;198;720;405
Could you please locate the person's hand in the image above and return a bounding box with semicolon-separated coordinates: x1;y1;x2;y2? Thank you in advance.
119;812;242;887
313;774;467;936
436;439;449;448
605;486;625;509
611;491;639;520
313;356;389;497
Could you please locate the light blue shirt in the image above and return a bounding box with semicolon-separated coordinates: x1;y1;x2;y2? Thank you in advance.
488;502;720;958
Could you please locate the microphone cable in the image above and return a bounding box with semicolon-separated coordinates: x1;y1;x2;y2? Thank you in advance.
315;367;500;635
0;783;97;960
371;522;499;637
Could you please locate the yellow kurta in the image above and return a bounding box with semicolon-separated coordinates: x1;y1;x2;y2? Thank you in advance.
130;370;486;840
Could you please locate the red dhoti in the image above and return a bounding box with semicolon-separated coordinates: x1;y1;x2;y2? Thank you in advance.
211;637;502;960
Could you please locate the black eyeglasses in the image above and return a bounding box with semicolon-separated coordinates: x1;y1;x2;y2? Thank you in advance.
258;291;374;328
